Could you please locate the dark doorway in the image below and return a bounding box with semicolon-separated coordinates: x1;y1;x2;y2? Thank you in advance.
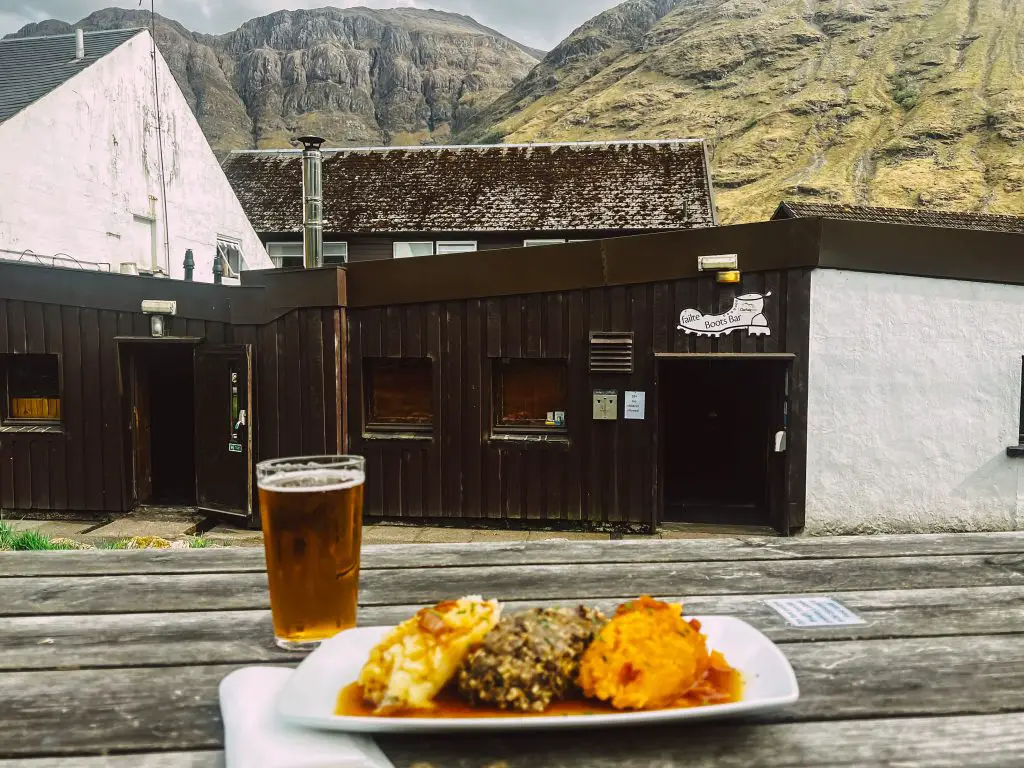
124;344;197;506
659;356;788;529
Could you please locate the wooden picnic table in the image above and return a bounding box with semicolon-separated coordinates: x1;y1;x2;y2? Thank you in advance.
1;531;1023;767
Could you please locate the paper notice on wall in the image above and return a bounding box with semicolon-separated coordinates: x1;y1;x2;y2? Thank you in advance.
764;597;866;628
624;391;645;420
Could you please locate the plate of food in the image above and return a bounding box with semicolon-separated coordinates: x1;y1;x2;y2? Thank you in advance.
276;595;799;733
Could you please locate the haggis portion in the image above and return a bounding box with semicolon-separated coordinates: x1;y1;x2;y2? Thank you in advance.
456;606;606;712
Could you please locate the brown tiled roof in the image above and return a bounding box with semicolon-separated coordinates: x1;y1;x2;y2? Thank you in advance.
773;201;1024;234
222;140;717;234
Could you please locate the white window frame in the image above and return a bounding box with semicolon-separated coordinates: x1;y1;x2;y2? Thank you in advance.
436;241;477;255
324;241;349;264
217;235;244;277
394;241;435;259
267;241;348;267
524;239;567;247
267;241;303;269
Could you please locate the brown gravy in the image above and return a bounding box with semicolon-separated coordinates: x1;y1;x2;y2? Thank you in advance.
335;666;742;719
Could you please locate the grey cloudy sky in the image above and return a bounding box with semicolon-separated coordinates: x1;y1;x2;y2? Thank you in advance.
0;1;621;49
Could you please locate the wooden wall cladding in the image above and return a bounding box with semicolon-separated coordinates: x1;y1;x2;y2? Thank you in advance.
0;299;345;515
348;270;810;528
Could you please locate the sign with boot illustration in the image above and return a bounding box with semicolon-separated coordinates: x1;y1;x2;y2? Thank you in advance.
677;292;772;338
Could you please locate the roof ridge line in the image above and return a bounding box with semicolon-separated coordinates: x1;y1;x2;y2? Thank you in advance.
0;27;146;44
226;139;707;156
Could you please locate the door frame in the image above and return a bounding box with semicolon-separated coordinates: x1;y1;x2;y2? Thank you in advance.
653;353;795;534
116;337;203;512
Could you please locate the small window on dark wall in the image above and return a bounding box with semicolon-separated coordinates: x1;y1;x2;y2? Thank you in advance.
364;358;433;432
493;358;567;431
3;354;61;423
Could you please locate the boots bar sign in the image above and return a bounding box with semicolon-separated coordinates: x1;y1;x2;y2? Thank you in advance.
677;292;772;338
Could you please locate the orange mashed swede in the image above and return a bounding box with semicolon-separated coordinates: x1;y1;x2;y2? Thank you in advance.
577;595;734;711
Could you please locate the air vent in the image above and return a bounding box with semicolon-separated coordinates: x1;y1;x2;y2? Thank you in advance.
589;332;634;374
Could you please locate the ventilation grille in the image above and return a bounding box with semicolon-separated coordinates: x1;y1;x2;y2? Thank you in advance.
589;332;634;374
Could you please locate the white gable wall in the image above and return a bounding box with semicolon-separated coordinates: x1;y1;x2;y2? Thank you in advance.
805;268;1024;534
0;31;270;281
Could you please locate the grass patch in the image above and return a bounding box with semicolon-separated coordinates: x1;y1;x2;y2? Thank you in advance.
0;521;214;551
0;521;79;551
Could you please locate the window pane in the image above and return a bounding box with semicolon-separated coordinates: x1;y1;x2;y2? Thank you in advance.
394;242;434;259
495;359;566;428
267;243;303;258
325;242;348;264
5;354;61;421
436;241;477;254
366;358;433;427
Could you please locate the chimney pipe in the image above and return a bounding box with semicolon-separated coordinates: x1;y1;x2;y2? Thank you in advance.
74;29;84;60
298;135;325;269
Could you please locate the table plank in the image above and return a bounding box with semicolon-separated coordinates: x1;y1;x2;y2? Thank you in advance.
380;712;1024;768
4;586;1024;671
2;713;1023;767
2;531;1023;576
3;553;1022;616
2;634;1023;758
0;755;220;767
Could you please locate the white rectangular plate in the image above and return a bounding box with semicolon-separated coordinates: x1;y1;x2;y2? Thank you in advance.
276;616;799;733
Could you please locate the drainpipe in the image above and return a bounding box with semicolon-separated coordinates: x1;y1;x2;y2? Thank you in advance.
299;136;325;269
74;29;84;60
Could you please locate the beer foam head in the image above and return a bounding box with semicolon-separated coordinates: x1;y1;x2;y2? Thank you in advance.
258;467;365;492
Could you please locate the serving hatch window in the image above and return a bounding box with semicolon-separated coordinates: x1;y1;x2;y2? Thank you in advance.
3;354;61;423
493;358;567;431
364;358;434;432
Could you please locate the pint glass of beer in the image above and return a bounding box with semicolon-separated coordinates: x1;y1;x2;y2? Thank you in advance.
256;455;365;651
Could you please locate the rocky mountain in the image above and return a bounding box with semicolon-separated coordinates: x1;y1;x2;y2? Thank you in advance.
459;0;1024;223
8;7;540;153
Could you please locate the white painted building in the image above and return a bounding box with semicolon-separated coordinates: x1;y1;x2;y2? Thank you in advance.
0;28;270;282
772;202;1024;535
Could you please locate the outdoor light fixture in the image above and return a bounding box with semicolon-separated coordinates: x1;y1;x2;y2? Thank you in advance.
141;300;177;315
716;270;742;284
697;254;739;272
141;300;176;338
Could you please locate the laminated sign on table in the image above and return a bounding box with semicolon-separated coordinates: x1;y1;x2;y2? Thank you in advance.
764;596;866;628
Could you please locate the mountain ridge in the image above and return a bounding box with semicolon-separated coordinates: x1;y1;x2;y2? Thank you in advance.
7;6;541;153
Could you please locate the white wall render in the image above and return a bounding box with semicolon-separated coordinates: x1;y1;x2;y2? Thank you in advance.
0;31;270;281
805;268;1024;534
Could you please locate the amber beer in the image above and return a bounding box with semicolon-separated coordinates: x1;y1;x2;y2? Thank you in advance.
257;456;365;650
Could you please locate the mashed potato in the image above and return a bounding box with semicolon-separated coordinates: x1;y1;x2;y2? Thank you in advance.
358;595;501;714
577;595;710;710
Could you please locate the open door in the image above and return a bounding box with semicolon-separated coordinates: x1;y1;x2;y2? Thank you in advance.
194;344;253;522
766;363;791;535
129;354;153;505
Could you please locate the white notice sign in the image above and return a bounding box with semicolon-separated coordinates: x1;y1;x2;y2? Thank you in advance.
624;391;645;420
764;597;866;628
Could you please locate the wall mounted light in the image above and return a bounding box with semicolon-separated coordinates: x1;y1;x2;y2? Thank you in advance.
715;270;742;284
697;254;739;272
142;300;176;338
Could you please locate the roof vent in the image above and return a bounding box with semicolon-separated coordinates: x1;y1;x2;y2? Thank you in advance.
589;332;634;374
74;29;84;60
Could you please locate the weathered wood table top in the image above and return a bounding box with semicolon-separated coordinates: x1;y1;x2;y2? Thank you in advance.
1;531;1024;767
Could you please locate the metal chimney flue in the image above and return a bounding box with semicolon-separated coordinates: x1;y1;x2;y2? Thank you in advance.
298;136;325;269
74;29;84;60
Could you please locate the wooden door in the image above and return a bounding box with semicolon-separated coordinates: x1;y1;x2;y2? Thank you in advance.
194;345;253;521
766;361;791;535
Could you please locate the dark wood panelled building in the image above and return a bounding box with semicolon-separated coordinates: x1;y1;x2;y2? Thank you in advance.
221;140;718;266
6;214;1023;534
0;264;345;526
